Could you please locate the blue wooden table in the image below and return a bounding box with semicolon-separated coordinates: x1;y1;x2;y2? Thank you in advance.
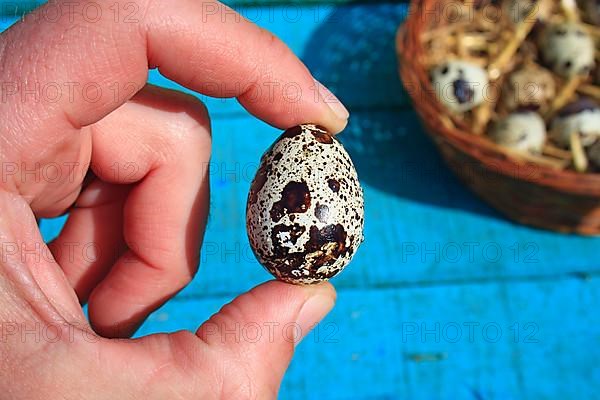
4;1;600;399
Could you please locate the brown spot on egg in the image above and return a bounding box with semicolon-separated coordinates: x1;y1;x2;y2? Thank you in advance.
311;127;334;144
348;235;356;257
270;181;311;222
264;224;349;282
248;163;270;205
328;179;340;193
281;125;304;140
304;224;348;268
307;224;347;250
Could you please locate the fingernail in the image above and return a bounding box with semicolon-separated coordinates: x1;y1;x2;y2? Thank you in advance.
294;293;335;346
314;79;350;121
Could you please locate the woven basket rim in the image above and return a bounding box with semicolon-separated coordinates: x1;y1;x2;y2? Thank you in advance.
396;0;600;198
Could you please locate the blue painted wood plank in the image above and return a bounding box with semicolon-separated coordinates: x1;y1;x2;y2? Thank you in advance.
136;276;600;400
39;109;600;299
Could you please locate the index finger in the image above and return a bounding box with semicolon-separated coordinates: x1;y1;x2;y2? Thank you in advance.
1;0;348;132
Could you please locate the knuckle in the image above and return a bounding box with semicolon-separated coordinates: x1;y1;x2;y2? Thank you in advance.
206;301;246;335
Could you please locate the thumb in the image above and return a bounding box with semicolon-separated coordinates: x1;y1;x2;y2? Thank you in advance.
196;280;336;397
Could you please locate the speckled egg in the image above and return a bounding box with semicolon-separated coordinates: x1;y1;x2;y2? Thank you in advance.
246;124;365;285
430;61;489;113
490;111;547;154
550;98;600;148
541;23;595;78
501;64;556;113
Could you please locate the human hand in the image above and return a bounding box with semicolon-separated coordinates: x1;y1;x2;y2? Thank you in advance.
0;1;347;398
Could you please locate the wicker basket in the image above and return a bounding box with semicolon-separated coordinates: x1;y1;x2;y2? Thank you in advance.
397;0;600;235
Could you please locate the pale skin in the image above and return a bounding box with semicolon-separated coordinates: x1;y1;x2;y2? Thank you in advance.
0;0;349;398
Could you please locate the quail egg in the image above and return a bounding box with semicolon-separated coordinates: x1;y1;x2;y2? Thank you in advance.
541;23;596;78
490;111;547;153
430;61;489;113
550;98;600;147
246;124;365;285
502;64;556;112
